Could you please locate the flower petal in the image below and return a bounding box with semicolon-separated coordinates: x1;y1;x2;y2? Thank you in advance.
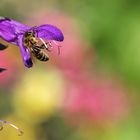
32;24;64;41
0;43;8;50
0;17;30;42
18;35;33;68
0;68;6;73
0;17;30;33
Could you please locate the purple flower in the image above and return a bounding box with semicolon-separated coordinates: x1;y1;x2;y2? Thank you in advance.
0;43;8;50
0;68;6;73
0;17;64;68
0;43;8;72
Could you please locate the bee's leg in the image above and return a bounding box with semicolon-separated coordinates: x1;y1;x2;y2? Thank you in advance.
40;44;46;49
38;44;51;52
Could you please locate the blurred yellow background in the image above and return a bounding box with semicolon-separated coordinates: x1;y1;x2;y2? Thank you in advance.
0;0;140;140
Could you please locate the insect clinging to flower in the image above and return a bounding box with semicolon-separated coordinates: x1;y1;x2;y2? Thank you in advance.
0;17;64;68
23;30;49;62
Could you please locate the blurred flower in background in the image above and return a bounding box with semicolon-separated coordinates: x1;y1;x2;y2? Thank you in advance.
63;74;129;127
13;67;65;124
0;40;22;88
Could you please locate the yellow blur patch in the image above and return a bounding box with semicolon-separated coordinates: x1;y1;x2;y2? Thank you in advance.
13;67;65;123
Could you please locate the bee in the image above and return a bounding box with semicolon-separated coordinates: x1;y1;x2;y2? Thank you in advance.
23;31;49;62
31;44;49;61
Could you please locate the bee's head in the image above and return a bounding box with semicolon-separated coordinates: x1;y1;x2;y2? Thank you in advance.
24;31;35;38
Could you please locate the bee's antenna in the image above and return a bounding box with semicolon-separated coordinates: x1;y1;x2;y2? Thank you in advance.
52;41;62;55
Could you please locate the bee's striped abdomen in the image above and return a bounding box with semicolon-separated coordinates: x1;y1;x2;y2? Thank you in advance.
32;45;49;61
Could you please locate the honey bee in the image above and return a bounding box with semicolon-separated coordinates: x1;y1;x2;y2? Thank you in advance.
23;31;49;62
31;44;49;61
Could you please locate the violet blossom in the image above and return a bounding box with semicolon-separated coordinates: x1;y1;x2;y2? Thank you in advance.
0;43;8;72
0;17;64;68
0;68;6;73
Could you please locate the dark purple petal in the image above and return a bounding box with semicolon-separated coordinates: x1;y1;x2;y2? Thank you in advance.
0;43;8;50
18;35;33;68
0;68;6;73
0;22;16;42
0;17;30;33
0;17;30;42
32;24;64;41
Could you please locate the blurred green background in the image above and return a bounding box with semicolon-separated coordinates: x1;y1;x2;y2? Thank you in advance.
0;0;140;140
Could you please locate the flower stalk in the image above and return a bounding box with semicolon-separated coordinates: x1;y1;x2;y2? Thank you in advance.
0;120;24;136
